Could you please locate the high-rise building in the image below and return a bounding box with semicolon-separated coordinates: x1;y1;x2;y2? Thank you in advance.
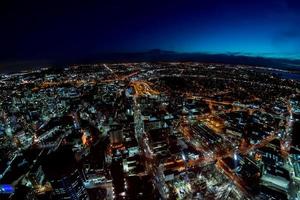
49;169;88;200
42;147;89;200
109;122;123;148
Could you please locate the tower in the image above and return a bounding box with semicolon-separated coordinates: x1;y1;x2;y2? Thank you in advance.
42;147;89;200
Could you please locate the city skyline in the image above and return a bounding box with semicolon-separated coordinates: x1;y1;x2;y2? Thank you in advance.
1;1;300;200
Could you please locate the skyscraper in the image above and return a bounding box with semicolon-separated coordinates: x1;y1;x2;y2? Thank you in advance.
42;147;89;200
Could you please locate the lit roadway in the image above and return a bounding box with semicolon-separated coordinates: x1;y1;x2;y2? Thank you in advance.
130;81;160;97
124;67;293;198
131;74;285;199
33;70;140;91
178;114;279;197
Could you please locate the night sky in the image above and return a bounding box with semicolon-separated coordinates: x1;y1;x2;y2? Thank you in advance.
1;0;300;63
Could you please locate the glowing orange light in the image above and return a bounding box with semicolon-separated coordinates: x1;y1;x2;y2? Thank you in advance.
82;133;87;145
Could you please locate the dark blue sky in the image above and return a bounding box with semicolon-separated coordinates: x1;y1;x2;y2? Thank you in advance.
1;0;300;62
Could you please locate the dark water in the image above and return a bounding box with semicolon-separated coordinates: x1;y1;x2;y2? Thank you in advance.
272;71;300;80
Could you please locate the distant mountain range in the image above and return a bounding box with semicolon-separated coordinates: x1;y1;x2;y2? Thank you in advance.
75;49;300;73
88;49;300;69
1;49;300;73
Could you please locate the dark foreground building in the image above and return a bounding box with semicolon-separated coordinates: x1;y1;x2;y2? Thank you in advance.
42;147;89;200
